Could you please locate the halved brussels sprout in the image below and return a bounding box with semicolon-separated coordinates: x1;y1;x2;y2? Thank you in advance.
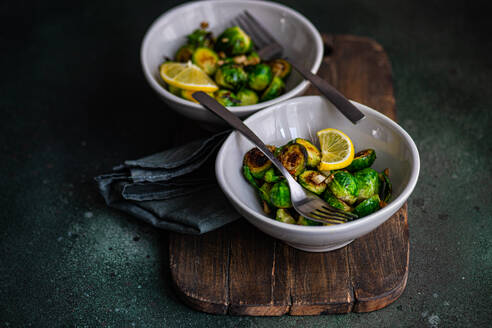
269;59;292;79
187;29;214;48
215;26;253;55
328;171;359;205
322;189;352;212
192;47;219;75
242;165;259;189
214;89;240;106
354;168;380;201
246;51;261;66
174;44;195;62
243;147;272;179
298;170;327;195
276;209;296;224
294;138;321;168
261;76;285;102
378;168;392;204
214;64;248;90
353;194;381;217
270;180;292;208
247;64;273;91
279;143;307;176
264;167;282;183
236;89;259;106
259;182;273;206
297;216;322;226
346;149;377;172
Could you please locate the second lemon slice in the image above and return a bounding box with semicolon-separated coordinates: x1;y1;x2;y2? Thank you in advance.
317;128;355;171
160;61;218;92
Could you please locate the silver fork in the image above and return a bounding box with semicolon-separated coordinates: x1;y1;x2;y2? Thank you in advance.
192;91;357;225
232;11;365;125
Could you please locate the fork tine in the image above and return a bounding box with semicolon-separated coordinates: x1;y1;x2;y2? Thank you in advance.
312;209;350;222
321;205;358;220
244;10;278;44
309;213;345;225
235;14;268;48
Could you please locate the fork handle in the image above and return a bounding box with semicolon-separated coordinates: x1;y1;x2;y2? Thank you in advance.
192;92;299;187
288;59;365;124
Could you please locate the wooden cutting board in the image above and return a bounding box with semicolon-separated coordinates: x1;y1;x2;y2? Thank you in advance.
168;34;409;316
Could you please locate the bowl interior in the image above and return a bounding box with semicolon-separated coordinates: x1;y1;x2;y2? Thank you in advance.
142;0;321;100
218;96;418;219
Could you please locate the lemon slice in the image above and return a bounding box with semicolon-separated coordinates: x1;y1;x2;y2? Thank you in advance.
160;61;218;92
317;128;355;171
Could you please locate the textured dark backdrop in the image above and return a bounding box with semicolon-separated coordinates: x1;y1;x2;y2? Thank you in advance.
1;0;491;326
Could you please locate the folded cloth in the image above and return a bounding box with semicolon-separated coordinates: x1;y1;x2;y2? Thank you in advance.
95;130;241;235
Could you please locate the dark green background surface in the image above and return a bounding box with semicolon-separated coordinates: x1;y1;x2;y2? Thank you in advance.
1;0;491;326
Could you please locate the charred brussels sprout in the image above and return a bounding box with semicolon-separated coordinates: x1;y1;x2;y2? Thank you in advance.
378;168;392;204
174;44;195;62
279;143;307;176
322;189;352;212
297;216;322;226
328;171;359;205
236;89;259;106
298;170;327;195
215;64;247;90
270;181;292;208
215;89;240;106
187;29;214;48
247;64;273;91
294;138;321;168
215;26;253;55
261;76;285;102
276;209;296;224
346;149;377;172
269;59;292;79
354;168;380;201
192;47;219;75
353;194;381;217
243;147;272;179
264;167;282;183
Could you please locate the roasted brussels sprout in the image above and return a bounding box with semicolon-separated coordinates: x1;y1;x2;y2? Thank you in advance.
259;182;273;206
297;216;322;226
247;64;273;91
298;170;327;195
346;149;377;172
261;76;285;102
269;59;292;79
187;28;214;48
264;167;282;183
242;165;259;189
276;209;296;224
270;181;292;208
215;26;253;55
192;47;219;75
215;89;240;106
378;168;392;204
354;168;380;201
328;171;359;205
246;51;261;66
279;143;307;176
322;189;352;212
236;89;259;106
294;138;321;168
243;147;272;179
353;194;381;217
174;44;195;62
214;64;248;90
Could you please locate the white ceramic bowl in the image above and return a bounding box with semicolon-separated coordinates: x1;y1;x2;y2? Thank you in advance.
141;0;323;125
216;96;420;252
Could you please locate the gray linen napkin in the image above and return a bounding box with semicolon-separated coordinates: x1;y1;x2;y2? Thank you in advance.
95;131;241;234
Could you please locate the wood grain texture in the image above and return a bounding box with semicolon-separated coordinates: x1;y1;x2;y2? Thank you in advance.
168;34;409;316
